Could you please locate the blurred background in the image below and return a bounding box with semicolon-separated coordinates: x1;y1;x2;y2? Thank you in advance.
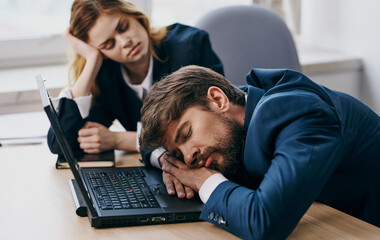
0;0;379;116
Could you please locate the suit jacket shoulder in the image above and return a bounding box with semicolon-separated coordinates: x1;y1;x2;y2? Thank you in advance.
153;23;224;81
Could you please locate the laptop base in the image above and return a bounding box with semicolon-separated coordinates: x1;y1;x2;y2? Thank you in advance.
36;75;203;228
68;179;88;217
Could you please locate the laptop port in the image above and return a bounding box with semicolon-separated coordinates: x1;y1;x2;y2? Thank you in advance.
152;217;165;222
176;216;186;220
139;218;149;223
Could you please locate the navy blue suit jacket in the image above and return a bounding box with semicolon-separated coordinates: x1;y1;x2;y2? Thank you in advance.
200;69;380;239
47;24;224;157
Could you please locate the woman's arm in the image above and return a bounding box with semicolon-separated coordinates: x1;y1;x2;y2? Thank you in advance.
63;30;103;98
77;122;138;153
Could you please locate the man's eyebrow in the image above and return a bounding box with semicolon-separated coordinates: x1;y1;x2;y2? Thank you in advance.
174;121;189;143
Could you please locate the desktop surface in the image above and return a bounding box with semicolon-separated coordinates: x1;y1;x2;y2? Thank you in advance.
1;112;380;240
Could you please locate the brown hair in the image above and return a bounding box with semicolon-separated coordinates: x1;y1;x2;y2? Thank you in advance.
67;0;167;92
140;65;245;151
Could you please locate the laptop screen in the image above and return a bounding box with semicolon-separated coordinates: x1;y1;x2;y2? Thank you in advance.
36;75;98;217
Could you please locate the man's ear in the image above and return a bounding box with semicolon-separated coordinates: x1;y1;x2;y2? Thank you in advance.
207;86;230;112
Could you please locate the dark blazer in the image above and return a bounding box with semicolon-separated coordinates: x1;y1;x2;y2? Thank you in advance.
47;23;224;156
200;69;380;239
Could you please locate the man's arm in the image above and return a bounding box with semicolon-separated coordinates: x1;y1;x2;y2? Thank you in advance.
246;68;305;91
203;93;343;239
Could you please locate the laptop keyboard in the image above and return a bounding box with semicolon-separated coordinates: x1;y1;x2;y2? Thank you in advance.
87;170;160;210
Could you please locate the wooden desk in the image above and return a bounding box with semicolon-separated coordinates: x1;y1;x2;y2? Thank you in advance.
1;142;380;240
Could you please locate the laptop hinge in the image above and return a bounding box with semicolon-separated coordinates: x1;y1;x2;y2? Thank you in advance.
68;179;88;217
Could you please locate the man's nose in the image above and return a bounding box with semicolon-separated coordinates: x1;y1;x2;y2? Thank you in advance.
180;144;199;166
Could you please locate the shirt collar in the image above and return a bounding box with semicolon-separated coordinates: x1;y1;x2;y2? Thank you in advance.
120;56;153;100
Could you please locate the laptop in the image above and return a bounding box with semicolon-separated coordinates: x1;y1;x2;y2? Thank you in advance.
36;75;203;228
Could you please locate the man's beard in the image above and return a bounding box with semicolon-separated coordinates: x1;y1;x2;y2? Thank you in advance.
208;120;244;181
190;112;245;181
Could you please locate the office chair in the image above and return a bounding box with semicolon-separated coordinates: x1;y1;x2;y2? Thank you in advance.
195;5;301;85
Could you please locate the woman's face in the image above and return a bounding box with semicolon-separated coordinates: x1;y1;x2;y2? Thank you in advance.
87;13;150;66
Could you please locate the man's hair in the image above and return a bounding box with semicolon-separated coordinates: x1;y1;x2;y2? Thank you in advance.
140;65;246;151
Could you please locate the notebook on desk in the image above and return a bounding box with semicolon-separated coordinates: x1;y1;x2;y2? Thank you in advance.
56;150;115;169
36;74;203;228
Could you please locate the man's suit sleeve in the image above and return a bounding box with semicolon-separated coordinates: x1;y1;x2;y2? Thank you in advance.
246;68;304;91
200;93;344;239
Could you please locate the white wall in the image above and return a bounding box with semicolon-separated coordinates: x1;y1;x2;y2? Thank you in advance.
300;0;380;114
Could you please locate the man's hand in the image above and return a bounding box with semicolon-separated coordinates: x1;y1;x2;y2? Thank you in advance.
77;121;116;153
161;154;218;193
162;171;195;199
159;152;194;199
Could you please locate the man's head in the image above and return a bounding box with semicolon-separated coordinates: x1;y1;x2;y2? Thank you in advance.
140;65;246;178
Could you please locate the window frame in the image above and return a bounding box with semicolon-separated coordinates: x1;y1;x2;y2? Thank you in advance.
0;0;152;69
0;34;67;69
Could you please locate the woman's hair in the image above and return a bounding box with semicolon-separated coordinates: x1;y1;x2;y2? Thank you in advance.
67;0;167;90
139;65;246;151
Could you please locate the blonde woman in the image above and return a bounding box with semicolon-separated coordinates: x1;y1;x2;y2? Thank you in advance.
48;0;223;172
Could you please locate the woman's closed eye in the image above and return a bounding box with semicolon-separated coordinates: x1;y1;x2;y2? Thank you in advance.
102;19;129;50
103;39;115;50
117;19;129;33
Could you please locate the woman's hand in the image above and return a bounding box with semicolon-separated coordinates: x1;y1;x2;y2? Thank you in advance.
63;29;103;62
77;121;115;153
63;29;104;98
78;121;138;153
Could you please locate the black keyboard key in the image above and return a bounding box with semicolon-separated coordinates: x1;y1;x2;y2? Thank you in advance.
88;170;159;210
131;203;141;208
122;203;131;209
